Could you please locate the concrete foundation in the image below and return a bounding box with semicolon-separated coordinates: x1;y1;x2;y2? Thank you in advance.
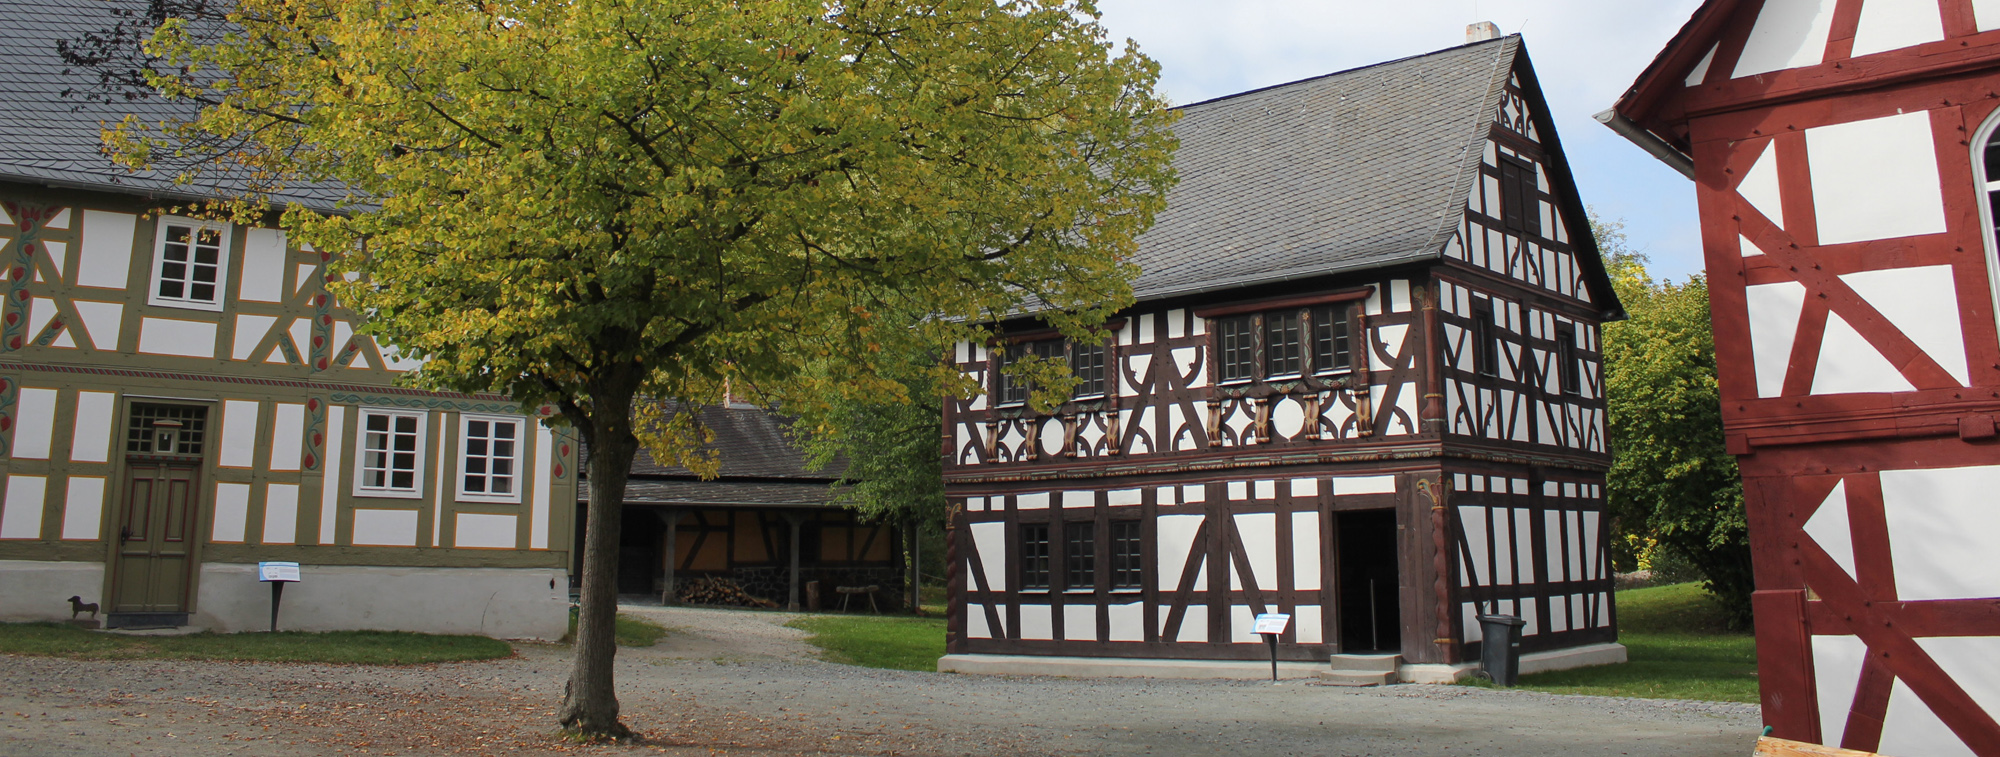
938;642;1629;683
0;560;107;622
1398;642;1630;684
940;654;1334;680
190;563;570;640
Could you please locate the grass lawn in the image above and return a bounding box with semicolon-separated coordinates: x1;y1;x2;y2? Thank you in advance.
563;609;670;647
1460;582;1758;703
787;614;947;672
0;622;512;665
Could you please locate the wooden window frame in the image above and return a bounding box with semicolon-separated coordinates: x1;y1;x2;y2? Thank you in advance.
1555;323;1581;396
1473;298;1500;377
1311;302;1356;375
1070;339;1108;399
1201;288;1371;386
1264;309;1304;378
1216;314;1258;383
1108;520;1143;591
456;414;524;504
1018;522;1052;591
1063;520;1097;592
354;408;427;499
992;333;1115;406
1498;154;1542;239
147;216;232;312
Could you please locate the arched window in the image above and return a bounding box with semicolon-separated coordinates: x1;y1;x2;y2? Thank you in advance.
1971;108;2000;328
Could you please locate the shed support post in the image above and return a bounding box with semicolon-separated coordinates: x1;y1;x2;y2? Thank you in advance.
786;513;806;611
656;509;683;605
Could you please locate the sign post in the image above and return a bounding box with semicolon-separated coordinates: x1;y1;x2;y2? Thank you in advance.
257;562;301;632
1252;613;1291;682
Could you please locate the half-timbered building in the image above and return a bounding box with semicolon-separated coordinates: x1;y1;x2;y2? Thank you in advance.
941;30;1629;681
1608;1;2000;753
0;0;575;637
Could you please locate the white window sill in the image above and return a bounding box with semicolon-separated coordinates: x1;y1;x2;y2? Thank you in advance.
145;297;225;313
353;488;424;500
455;494;523;505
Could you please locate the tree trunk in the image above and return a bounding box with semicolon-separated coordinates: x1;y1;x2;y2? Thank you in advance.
559;375;641;739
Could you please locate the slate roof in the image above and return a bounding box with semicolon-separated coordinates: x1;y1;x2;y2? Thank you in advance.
599;480;841;508
0;0;347;210
1129;35;1536;301
578;404;848;507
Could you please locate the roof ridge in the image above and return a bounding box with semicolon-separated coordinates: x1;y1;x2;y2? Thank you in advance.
1171;34;1518;112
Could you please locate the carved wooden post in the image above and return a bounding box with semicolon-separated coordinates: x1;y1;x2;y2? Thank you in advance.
1418;282;1447;435
1354;310;1375;436
1304;390;1323;440
1419;476;1457;664
944;501;963;651
1061;413;1078;457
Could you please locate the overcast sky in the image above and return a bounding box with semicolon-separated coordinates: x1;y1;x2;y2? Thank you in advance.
1094;0;1710;282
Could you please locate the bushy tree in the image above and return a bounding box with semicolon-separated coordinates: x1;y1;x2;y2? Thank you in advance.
113;0;1176;737
1596;217;1753;627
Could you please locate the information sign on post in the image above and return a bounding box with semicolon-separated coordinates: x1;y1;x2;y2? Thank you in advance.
257;562;301;632
1253;613;1291;682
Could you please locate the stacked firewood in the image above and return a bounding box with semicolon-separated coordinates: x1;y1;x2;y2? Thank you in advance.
674;577;777;608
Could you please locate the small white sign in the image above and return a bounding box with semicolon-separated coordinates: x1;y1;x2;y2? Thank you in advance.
258;561;301;582
1253;613;1291;635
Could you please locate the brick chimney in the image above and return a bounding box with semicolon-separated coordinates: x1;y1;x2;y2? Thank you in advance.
1467;21;1501;42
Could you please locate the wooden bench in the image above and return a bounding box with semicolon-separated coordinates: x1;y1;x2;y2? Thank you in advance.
834;585;880;614
1754;736;1880;756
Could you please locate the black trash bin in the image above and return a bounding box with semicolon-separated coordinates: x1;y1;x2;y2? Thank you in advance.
1477;614;1527;686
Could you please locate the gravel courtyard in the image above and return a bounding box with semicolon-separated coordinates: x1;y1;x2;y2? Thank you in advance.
0;605;1761;756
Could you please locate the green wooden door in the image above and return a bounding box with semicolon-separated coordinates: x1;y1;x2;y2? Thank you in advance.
111;462;202;612
110;405;209;614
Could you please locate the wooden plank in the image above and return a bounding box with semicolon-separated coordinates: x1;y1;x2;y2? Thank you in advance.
1753;589;1818;741
1754;736;1883;757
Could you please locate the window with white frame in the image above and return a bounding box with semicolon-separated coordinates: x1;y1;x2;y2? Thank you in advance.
149;217;231;311
458;415;523;503
355;409;425;497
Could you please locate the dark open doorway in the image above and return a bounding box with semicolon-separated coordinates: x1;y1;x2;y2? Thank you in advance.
1336;509;1401;653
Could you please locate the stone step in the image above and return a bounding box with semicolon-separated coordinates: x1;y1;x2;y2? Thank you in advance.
1317;669;1396;687
1326;653;1402;673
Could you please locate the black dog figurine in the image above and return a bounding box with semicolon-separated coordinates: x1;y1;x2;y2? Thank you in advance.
67;596;98;620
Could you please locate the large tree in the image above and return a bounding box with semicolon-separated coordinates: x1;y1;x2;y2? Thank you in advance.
115;0;1175;737
1595;217;1753;627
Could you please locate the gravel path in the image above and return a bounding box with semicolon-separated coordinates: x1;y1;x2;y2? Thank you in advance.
0;605;1763;756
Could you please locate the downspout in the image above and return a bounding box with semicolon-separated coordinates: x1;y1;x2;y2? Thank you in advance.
1593;109;1695;180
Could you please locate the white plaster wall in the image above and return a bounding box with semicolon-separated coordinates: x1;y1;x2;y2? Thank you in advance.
190;563;568;639
1807;112;1947;246
77;211;137;289
0;560;107;622
1850;0;1945;58
1733;0;1836;78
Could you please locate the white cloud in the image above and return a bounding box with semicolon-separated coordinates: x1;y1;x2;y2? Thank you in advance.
1097;0;1709;282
